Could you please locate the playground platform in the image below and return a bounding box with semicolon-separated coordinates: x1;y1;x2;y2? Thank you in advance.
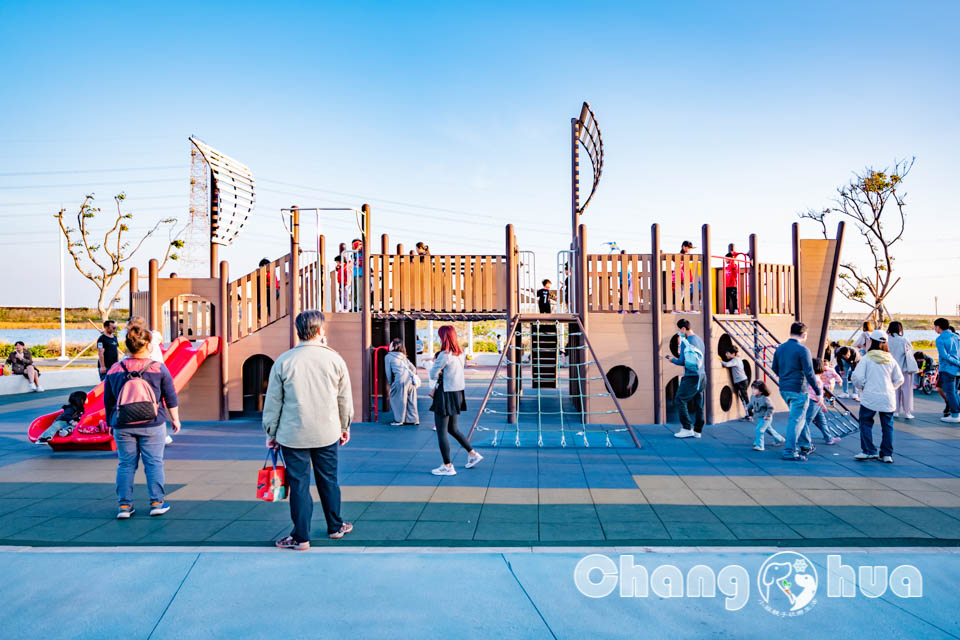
2;378;960;548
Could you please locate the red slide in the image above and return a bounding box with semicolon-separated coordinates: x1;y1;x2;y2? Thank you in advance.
27;336;220;451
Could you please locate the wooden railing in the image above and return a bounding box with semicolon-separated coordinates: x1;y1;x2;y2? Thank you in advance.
757;262;794;314
131;291;150;319
227;256;291;342
368;254;507;314
170;295;214;338
585;254;654;312
661;253;703;313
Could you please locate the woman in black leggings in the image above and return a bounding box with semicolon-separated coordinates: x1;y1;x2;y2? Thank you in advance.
429;325;483;476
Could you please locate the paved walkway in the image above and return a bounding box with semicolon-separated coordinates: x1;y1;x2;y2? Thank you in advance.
1;379;960;547
1;547;957;639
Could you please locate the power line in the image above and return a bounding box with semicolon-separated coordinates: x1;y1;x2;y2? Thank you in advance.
0;165;185;177
0;178;182;191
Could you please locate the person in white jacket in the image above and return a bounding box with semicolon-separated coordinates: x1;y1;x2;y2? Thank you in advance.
851;330;904;463
887;321;918;419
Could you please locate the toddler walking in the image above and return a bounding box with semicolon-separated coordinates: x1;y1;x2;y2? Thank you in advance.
748;380;784;451
805;358;841;446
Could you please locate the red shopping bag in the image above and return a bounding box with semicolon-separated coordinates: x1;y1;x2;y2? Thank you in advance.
256;448;288;502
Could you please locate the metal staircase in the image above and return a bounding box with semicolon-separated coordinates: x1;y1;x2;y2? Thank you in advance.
713;316;860;438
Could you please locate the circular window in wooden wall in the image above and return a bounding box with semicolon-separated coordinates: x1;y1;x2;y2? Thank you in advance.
720;385;734;412
606;365;639;399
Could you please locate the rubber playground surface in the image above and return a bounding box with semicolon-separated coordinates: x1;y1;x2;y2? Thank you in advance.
2;377;960;637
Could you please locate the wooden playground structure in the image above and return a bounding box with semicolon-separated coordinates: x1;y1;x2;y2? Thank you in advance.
123;105;848;445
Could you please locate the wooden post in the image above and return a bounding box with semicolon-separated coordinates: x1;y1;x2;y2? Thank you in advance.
818;221;846;358
505;224;517;424
792;222;802;322
361;204;373;422
650;224;664;424
577;224;589;418
289;206;300;348
148;259;159;332
700;224;714;425
748;233;760;318
128;267;138;315
396;243;403;255
218;260;229;420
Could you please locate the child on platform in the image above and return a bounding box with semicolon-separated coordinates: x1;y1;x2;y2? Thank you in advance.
720;345;750;420
748;380;784;451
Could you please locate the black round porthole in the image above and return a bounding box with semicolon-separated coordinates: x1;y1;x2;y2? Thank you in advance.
720;385;733;412
606;365;639;399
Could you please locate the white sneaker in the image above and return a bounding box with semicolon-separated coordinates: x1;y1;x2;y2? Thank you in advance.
941;416;960;423
854;452;878;461
465;452;484;469
904;414;915;420
29;382;37;391
431;465;456;476
852;395;861;402
835;392;847;399
753;445;764;451
674;429;695;438
881;456;894;463
165;435;173;445
35;385;44;392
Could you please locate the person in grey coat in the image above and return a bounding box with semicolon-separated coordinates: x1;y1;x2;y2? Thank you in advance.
384;338;420;426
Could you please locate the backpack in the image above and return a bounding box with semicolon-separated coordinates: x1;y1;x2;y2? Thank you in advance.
115;360;161;425
679;335;704;375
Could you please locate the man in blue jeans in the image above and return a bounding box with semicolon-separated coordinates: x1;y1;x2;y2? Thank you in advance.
665;318;706;439
935;318;960;423
772;322;820;461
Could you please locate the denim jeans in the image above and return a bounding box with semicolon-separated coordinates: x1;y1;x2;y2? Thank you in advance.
675;375;705;433
858;406;894;457
941;371;960;416
780;390;811;458
281;443;343;542
753;416;783;449
805;401;831;442
115;426;166;507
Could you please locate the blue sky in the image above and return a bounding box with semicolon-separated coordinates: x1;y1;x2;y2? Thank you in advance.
1;1;957;314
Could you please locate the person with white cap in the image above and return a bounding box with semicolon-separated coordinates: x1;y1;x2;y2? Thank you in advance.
851;329;904;463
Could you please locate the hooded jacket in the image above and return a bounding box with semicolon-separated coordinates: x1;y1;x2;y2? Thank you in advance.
850;349;904;413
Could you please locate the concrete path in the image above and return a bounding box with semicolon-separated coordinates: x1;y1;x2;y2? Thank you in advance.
0;547;956;639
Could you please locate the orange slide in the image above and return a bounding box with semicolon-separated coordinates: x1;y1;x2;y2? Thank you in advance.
27;336;220;451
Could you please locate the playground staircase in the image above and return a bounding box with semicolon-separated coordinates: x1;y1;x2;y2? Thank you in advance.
712;316;860;438
531;321;559;389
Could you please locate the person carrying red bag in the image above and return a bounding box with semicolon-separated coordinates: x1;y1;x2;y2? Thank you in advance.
263;309;354;550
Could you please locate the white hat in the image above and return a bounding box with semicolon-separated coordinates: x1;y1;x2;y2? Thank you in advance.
870;329;887;342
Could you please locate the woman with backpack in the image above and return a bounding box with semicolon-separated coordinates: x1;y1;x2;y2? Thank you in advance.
104;321;180;519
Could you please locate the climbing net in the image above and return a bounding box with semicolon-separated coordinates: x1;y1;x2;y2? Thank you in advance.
468;318;640;448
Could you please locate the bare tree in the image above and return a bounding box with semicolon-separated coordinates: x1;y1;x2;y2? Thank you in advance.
55;193;184;321
799;158;914;323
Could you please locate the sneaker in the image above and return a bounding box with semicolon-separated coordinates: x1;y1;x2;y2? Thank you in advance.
465;452;484;469
881;455;894;463
390;422;404;426
275;535;310;550
782;454;807;462
800;445;816;455
149;501;171;516
329;522;354;539
116;505;135;519
826;437;840;445
944;408;952;417
753;445;764;451
904;414;915;420
854;452;878;461
835;392;847;399
852;395;861;402
674;429;697;439
431;465;456;476
35;385;44;392
28;382;37;391
941;416;960;423
164;435;173;445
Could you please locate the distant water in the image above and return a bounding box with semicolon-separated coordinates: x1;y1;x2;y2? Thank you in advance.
0;329;102;346
828;329;937;342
